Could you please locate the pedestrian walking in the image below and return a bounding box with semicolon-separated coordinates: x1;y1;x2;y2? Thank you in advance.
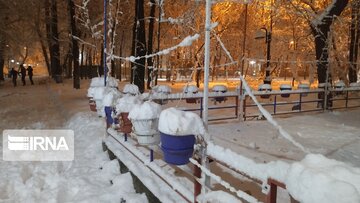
20;64;26;86
10;68;18;87
27;65;34;85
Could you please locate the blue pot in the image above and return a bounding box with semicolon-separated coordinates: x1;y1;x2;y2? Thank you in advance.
160;132;195;165
104;106;114;125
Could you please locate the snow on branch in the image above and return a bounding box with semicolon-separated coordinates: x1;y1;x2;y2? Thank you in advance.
240;75;310;153
71;35;96;47
213;32;234;63
111;34;200;62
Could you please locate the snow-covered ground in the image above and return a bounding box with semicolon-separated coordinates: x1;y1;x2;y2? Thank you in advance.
0;77;359;202
0;78;147;202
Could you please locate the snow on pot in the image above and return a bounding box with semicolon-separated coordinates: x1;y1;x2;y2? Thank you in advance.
212;85;228;102
280;84;292;98
115;95;143;134
128;101;162;145
298;83;310;97
158;108;206;165
123;84;140;95
152;85;171;105
350;82;360;88
103;88;122;126
183;85;199;103
334;81;346;95
258;84;272;99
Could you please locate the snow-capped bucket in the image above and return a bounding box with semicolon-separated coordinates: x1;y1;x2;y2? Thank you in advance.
183;85;199;103
160;132;195;165
334;81;346;95
280;84;292;98
298;83;310;97
258;84;272;99
212;85;228;102
132;119;160;145
128;101;162;145
158;108;206;165
152;85;171;105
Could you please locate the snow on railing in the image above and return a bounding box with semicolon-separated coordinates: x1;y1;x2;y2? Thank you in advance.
206;142;289;183
190;158;261;203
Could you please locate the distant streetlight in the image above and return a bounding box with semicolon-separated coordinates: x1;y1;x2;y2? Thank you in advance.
11;60;15;63
255;27;272;84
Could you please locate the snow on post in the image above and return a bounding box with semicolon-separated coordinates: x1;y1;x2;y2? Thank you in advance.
158;107;206;138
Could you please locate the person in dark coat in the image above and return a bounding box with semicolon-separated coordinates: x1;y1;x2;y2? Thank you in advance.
10;68;18;87
27;66;34;85
20;64;26;86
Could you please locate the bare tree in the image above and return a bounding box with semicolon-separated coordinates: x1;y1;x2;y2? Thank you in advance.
349;0;360;83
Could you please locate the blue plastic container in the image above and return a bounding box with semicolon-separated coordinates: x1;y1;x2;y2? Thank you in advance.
104;106;114;125
160;132;195;165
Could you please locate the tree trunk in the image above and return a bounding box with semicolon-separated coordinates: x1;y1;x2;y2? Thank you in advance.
50;0;62;82
133;0;146;93
310;0;348;83
130;0;138;84
118;30;124;81
0;40;4;81
349;0;360;83
146;0;156;89
68;0;80;89
80;42;85;79
44;0;52;77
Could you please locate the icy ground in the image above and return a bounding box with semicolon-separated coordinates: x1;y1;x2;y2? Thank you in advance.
0;77;359;202
0;78;147;202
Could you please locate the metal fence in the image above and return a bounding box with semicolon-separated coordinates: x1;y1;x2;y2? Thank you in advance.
149;87;360;122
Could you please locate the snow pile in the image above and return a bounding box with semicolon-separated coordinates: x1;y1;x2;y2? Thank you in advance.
123;84;140;95
212;84;227;92
102;88;122;107
90;76;118;88
208;142;360;203
183;85;198;93
88;77;118;97
128;101;162;120
90;77;104;87
0;112;147;202
285;154;360;203
197;191;242;203
115;95;143;114
158;107;206;137
153;85;171;94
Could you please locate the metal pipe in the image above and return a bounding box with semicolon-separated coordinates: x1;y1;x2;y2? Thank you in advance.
103;0;107;86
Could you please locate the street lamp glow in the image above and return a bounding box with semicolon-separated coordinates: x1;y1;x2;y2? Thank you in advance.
16;62;20;65
11;60;15;63
249;60;256;65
